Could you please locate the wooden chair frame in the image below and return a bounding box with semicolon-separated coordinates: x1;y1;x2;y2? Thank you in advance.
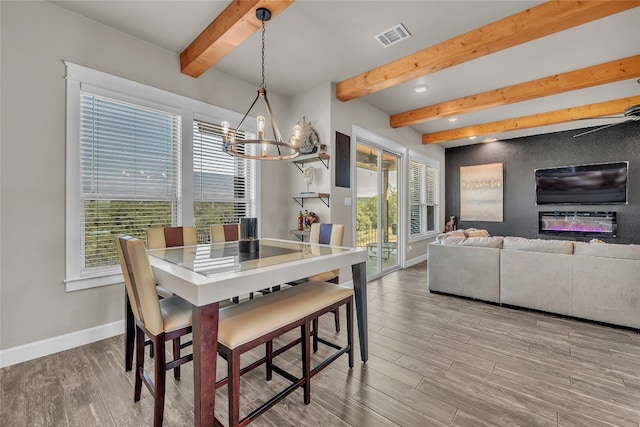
118;235;194;427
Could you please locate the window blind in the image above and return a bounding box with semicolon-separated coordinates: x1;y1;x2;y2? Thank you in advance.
80;93;181;272
409;160;423;235
193;120;256;239
410;160;437;235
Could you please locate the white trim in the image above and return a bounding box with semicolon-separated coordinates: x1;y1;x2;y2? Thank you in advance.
409;149;440;170
64;62;261;291
404;253;428;268
408;153;441;239
0;320;124;368
408;230;440;244
352;125;406;152
64;273;124;291
65;61;249;126
351;125;406;271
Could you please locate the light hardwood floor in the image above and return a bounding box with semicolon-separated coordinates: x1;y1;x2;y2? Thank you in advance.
2;261;640;426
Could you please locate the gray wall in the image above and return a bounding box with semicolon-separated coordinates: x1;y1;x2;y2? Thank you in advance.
0;1;445;357
445;122;640;244
0;1;293;351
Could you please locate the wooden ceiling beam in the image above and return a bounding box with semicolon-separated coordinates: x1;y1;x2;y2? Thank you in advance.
421;96;640;145
336;1;639;102
180;0;294;78
391;56;640;128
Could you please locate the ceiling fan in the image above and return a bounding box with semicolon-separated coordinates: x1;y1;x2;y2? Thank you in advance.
363;148;377;165
573;104;640;138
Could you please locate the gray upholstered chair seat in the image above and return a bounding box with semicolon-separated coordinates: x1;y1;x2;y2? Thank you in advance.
159;297;193;333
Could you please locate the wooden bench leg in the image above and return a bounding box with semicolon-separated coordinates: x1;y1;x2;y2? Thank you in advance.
228;348;241;427
302;322;311;405
312;318;319;353
266;341;273;381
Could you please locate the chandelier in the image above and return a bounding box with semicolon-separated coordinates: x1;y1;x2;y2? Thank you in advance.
222;8;301;160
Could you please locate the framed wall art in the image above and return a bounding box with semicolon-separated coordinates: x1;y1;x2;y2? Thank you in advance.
460;162;503;222
335;132;350;188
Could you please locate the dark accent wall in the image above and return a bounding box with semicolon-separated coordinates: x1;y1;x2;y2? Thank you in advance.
445;122;640;244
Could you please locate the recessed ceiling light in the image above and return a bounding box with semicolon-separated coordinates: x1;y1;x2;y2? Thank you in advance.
448;117;458;123
414;85;428;93
483;138;498;143
468;136;477;140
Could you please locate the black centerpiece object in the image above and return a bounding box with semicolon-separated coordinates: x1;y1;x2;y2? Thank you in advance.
239;217;259;254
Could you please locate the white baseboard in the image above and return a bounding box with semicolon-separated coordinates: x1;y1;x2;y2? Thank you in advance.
404;254;428;268
0;320;124;368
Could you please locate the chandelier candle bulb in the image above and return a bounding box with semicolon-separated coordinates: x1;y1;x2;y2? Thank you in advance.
257;115;265;139
291;123;302;147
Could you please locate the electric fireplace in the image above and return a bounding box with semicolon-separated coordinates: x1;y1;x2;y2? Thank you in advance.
538;211;616;237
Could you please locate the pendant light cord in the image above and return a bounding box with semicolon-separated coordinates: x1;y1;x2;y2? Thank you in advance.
260;20;266;89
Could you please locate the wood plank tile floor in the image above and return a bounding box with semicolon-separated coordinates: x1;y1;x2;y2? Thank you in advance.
2;261;639;426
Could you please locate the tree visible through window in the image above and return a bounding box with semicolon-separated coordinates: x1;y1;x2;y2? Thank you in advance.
66;63;262;289
193;120;256;240
80;93;180;272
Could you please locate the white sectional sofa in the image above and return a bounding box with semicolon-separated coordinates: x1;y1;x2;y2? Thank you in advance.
428;231;640;329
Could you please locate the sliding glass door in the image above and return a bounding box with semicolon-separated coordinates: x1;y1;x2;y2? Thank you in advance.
355;143;400;278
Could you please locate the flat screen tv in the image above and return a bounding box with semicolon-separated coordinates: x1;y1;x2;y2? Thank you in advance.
535;161;628;205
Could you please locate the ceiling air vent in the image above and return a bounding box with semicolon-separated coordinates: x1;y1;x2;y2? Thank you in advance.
375;23;411;47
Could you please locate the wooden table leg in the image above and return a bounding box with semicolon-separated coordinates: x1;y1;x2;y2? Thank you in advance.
192;302;220;427
351;261;368;362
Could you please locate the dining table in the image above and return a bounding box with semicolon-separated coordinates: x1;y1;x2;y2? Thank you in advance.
147;237;368;427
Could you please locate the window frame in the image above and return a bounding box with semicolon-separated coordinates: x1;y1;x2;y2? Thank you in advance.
65;62;259;291
408;152;440;241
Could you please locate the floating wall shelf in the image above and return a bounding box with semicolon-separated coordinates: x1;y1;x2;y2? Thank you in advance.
292;153;330;172
291;192;330;208
289;229;310;241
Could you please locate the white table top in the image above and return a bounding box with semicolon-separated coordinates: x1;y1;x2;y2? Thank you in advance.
148;238;367;306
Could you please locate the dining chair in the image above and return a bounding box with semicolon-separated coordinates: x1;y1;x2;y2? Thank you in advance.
122;226;198;372
146;225;198;249
116;235;194;427
210;223;240;243
293;223;344;332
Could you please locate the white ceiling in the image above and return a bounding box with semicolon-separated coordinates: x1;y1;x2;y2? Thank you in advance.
49;1;640;147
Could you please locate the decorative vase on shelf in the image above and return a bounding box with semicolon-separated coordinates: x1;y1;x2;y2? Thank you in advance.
299;117;319;154
302;166;314;193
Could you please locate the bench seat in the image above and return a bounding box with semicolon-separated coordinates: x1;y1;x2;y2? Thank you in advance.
215;280;354;427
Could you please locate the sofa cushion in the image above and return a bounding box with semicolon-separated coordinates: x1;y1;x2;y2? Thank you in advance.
464;228;490;238
573;241;640;260
441;236;503;248
503;237;573;254
439;236;467;245
435;229;466;243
